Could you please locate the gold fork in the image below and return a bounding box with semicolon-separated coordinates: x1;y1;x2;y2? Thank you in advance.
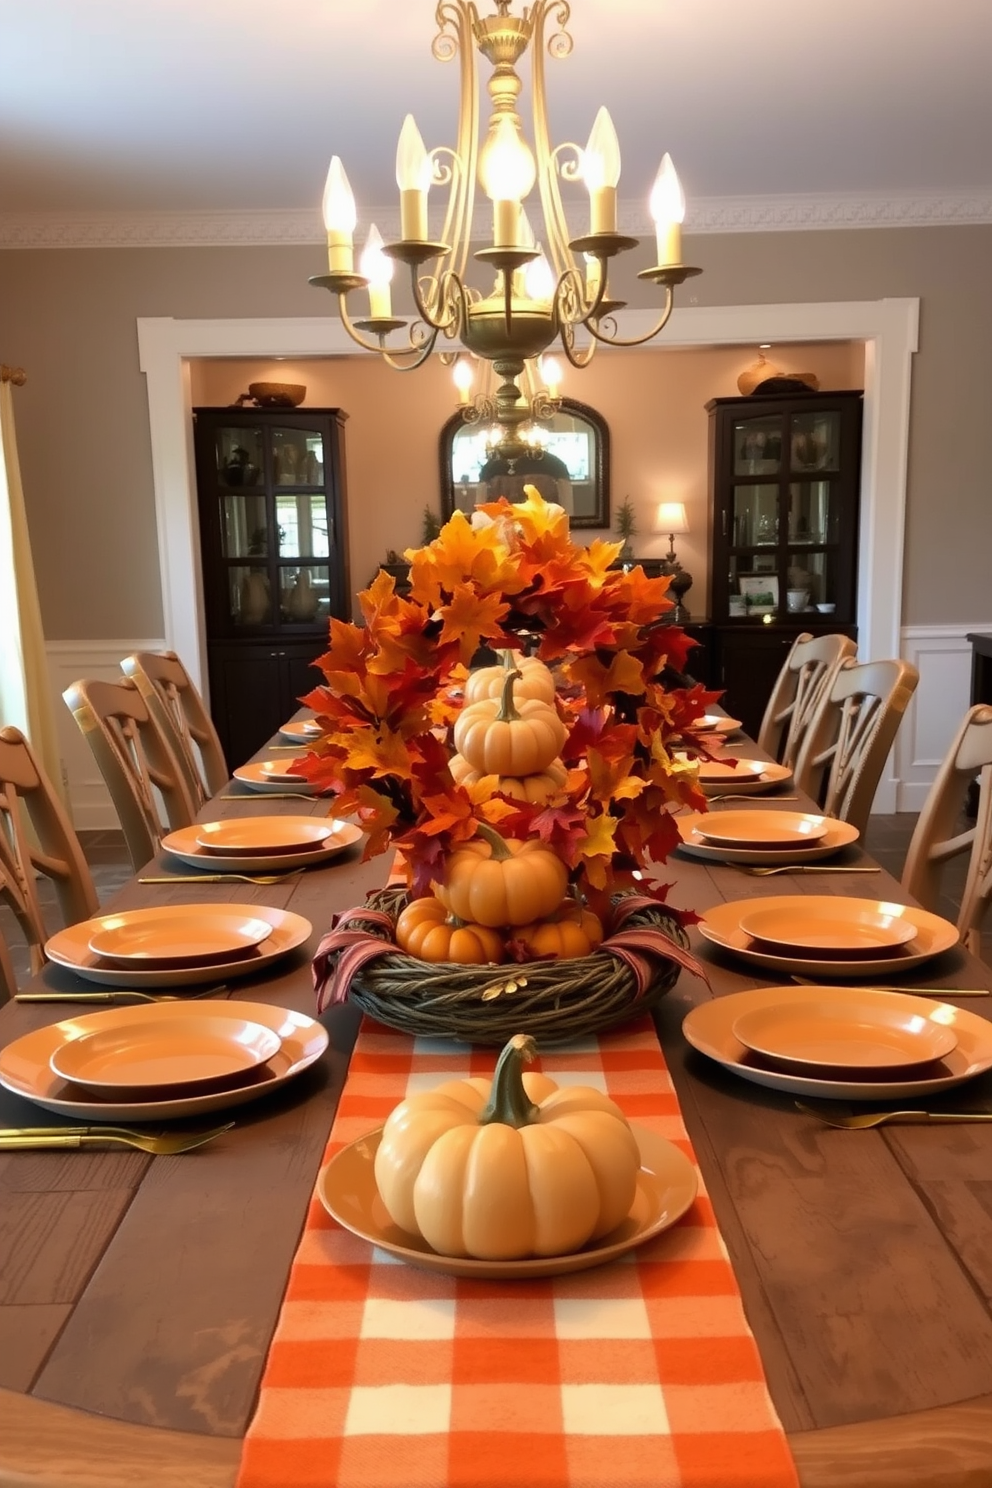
0;1122;234;1153
795;1101;992;1129
139;872;304;886
741;864;881;876
15;985;230;1004
710;793;800;803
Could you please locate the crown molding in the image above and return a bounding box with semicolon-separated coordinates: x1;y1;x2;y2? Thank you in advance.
1;189;990;249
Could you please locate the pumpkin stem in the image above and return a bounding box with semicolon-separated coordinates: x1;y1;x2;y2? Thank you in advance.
498;649;517;671
475;821;512;860
479;1033;540;1128
495;668;522;723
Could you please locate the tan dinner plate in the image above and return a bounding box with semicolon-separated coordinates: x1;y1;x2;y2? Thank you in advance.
682;985;992;1100
45;904;312;988
278;719;322;744
700;760;794;798
162;821;363;873
0;1001;327;1121
693;714;743;736
737;901;918;956
317;1124;698;1279
233;760;317;793
695;810;829;849
691;758;766;783
731;995;958;1072
87;907;274;963
676;814;859;866
195;817;339;857
698;896;959;977
50;1010;283;1092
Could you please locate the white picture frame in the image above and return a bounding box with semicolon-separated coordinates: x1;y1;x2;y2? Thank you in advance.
739;574;779;614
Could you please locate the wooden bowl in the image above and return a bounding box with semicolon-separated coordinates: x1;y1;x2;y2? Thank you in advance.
249;382;306;408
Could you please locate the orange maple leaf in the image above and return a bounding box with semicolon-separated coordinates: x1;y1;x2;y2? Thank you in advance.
436;583;510;662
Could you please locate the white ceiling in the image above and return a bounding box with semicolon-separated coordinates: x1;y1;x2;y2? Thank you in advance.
1;0;990;237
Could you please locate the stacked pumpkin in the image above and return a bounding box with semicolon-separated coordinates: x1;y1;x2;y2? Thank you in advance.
394;652;605;965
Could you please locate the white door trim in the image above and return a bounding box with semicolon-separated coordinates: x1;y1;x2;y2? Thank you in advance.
136;296;919;809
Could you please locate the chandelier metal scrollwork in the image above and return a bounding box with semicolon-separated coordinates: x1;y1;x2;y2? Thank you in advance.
310;0;701;463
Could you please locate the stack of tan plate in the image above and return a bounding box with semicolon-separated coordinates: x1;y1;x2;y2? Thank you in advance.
676;808;859;866
682;980;992;1102
162;815;362;873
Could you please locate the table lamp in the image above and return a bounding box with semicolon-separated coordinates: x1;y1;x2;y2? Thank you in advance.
656;501;693;623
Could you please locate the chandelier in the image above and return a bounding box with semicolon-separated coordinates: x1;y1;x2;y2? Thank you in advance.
310;0;701;462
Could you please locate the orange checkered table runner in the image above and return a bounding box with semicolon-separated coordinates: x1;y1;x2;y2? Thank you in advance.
238;1016;799;1488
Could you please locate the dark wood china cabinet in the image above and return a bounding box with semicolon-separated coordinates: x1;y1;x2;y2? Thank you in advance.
705;389;863;736
192;407;350;766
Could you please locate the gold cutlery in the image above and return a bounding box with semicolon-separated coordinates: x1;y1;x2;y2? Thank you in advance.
0;1122;234;1153
711;794;799;803
15;985;229;1005
795;1101;992;1129
219;792;319;800
139;872;303;886
741;864;881;876
789;975;989;997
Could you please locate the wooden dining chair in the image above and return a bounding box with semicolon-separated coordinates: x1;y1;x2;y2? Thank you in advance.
902;704;992;953
792;656;920;837
120;650;229;805
756;631;857;770
0;724;99;1000
62;677;198;871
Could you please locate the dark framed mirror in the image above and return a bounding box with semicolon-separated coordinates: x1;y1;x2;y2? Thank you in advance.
439;398;611;529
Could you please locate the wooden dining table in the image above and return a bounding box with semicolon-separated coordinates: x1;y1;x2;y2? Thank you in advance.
3;727;992;1488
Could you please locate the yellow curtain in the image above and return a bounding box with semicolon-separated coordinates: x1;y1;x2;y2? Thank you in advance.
0;368;64;799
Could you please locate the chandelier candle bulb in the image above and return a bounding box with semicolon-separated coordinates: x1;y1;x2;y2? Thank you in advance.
539;354;563;399
360;224;394;319
453;357;475;405
493;198;521;248
650;153;685;268
322;156;357;273
584;252;602;298
396;114;431;242
583;106;621;235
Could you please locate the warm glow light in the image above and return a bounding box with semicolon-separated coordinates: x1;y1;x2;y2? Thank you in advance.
582;107;621;235
360;224;393;317
396;114;432;241
524;248;555;302
322;156;357;235
452;356;475;404
656;501;689;535
582;106;621;190
396;115;432;193
650;152;685;267
539;354;563;398
478;114;537;204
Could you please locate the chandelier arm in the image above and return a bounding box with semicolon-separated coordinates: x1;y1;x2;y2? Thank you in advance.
556;322;598;370
433;3;479;280
530;2;578;281
336;295;442;365
584;289;676;348
407;262;465;335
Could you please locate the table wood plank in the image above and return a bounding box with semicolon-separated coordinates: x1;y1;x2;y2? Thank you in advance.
4;722;992;1485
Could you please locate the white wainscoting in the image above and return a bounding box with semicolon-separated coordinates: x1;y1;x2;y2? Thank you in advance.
895;625;985;812
47;639;167;830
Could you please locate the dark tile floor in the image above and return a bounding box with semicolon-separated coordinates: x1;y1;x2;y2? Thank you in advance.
3;814;988;992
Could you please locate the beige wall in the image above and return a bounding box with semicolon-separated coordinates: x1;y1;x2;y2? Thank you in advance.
190;341;863;618
0;224;989;640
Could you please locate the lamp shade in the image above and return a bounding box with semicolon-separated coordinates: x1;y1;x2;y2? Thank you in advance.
656;501;689;534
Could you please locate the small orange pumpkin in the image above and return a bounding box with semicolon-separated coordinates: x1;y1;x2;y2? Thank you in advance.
434;823;568;928
516;901;605;959
454;669;566;777
395;897;504;965
463;650;556;707
450;752;567;804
